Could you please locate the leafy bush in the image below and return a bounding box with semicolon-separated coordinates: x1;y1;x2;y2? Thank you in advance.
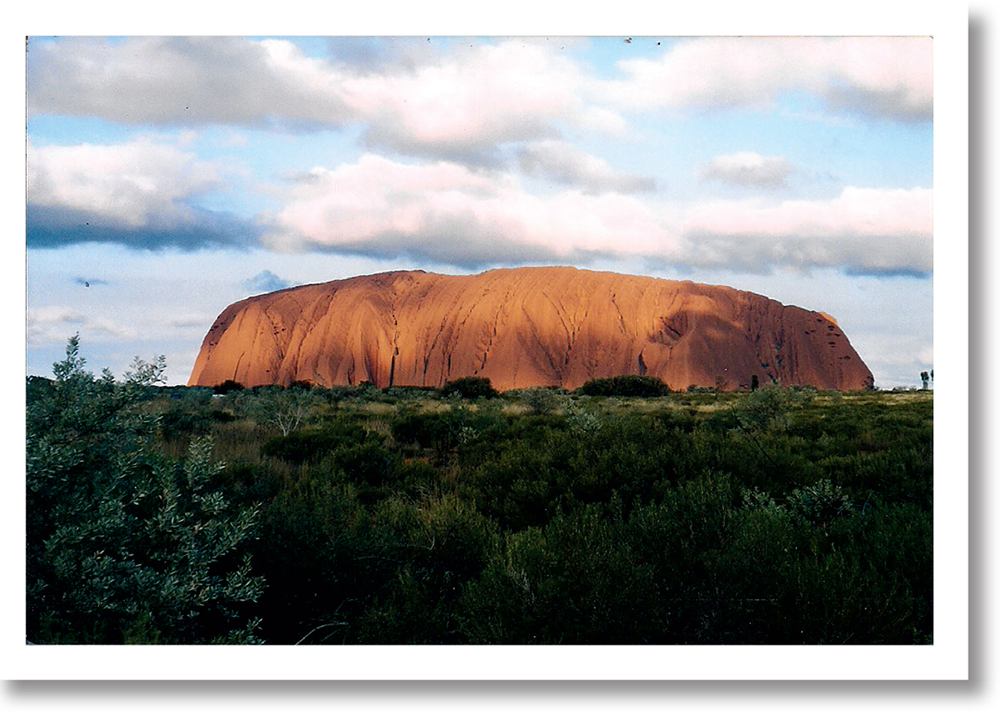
519;387;561;415
27;337;264;644
578;375;671;397
260;422;370;464
239;385;323;436
461;500;660;644
440;376;499;399
785;478;853;527
333;441;401;488
349;494;499;643
392;409;500;459
733;384;795;432
213;379;244;394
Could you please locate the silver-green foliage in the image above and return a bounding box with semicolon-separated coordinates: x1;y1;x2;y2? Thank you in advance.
27;336;264;644
733;384;813;433
742;478;853;527
234;386;322;436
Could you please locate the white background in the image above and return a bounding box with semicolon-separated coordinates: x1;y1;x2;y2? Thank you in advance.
3;0;991;707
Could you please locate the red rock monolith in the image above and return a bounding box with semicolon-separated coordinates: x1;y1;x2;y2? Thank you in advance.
188;267;874;391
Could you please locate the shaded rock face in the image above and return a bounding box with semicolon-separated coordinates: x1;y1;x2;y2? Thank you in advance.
188;267;874;392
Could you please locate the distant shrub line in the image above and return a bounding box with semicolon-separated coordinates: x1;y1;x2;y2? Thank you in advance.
206;373;675;399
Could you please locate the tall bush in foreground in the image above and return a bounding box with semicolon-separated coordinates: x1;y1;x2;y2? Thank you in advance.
27;336;265;644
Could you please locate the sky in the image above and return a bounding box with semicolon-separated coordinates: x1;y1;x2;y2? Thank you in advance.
25;33;935;388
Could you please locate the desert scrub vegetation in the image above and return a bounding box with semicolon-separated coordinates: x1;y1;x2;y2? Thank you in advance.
27;337;264;644
28;349;932;645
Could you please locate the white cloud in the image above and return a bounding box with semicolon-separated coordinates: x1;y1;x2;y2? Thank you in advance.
699;152;794;189
25;37;934;276
167;314;217;328
26;135;261;250
26;35;930;187
683;187;932;241
579;106;629;136
679;186;933;274
27;137;222;228
259;153;931;276
607;37;932;122
344;40;588;161
27;37;592;163
851;332;934;389
517;140;656;194
259;154;678;267
27;306;132;345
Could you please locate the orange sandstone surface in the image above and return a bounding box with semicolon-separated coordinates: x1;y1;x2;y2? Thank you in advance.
188;267;874;392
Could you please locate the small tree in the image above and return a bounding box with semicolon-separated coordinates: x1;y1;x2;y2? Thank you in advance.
733;384;796;433
239;386;321;436
920;371;930;390
27;336;265;644
521;388;559;415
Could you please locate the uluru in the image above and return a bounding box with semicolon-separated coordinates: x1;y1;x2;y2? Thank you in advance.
188;267;874;392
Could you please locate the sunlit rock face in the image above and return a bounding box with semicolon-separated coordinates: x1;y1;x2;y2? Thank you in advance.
188;266;874;391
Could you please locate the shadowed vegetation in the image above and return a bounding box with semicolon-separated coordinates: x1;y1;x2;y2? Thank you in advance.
29;355;932;645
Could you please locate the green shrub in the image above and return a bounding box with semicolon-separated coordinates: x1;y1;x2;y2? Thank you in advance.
213;379;244;394
520;387;561;415
461;500;659;644
578;375;671;397
333;441;401;488
350;494;499;643
392;409;499;458
261;422;370;464
27;338;264;644
733;384;795;432
440;376;499;399
392;411;463;452
786;478;853;527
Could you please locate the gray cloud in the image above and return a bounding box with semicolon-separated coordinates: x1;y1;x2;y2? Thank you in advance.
325;36;442;74
27;37;355;129
676;231;932;277
517;141;656;194
244;270;291;295
824;86;933;124
27;204;263;251
361;118;558;168
699;153;793;189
